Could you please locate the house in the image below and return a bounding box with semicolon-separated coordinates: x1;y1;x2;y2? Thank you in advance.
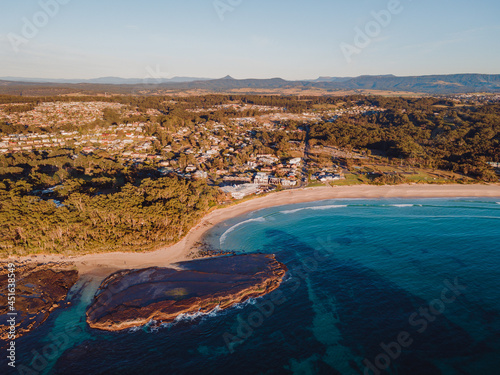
254;172;269;185
281;179;297;187
246;161;258;169
269;177;281;185
258;156;279;165
318;173;345;182
193;170;208;179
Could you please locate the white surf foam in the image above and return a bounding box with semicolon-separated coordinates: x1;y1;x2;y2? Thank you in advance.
143;306;226;333
219;217;266;245
230;298;258;310
173;305;222;323
280;204;348;215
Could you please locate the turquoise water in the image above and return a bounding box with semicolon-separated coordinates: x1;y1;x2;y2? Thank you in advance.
3;198;500;374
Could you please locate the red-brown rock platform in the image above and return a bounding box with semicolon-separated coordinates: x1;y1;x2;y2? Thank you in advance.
86;254;287;331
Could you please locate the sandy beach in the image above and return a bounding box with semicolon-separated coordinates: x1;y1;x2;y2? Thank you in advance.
10;184;500;277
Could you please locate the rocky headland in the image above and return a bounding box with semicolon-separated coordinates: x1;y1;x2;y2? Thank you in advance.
0;262;79;343
86;254;287;331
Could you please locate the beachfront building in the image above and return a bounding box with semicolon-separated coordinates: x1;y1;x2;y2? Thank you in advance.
221;183;261;200
254;172;270;185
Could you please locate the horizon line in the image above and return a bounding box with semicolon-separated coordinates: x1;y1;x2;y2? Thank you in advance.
2;72;500;83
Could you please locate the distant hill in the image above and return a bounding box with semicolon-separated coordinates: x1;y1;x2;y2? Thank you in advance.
0;74;499;96
158;74;500;94
164;77;291;91
311;77;355;83
321;74;500;94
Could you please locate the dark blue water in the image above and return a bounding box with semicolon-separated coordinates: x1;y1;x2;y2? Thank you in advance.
4;199;500;375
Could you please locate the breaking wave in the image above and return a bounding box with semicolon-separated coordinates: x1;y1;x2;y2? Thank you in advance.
220;217;266;245
280;205;348;215
173;306;223;323
136;306;226;333
387;204;421;208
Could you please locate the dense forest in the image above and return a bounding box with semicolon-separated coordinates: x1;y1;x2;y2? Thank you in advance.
309;99;500;181
0;176;223;256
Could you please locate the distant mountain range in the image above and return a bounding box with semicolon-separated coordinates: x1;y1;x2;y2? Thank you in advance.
318;74;500;94
1;74;499;95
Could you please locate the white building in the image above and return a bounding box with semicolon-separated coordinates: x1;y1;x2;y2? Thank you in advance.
254;172;269;185
193;170;208;179
288;158;302;165
221;183;260;200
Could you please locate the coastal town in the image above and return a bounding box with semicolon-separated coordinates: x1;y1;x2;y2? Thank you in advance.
1;94;499;204
0;99;392;200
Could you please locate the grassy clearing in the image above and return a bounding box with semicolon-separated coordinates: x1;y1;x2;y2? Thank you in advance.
330;174;367;186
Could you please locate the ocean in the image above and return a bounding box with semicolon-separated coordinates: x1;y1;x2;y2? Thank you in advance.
4;198;500;375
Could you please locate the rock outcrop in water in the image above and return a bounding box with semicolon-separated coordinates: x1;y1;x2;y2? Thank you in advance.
0;262;79;343
86;254;287;331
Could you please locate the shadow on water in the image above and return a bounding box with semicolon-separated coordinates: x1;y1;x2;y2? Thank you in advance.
22;228;487;375
264;229;477;375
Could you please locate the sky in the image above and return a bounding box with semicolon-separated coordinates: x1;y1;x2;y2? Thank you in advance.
1;0;499;80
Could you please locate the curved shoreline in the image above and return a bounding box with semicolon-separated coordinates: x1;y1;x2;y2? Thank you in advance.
8;184;500;277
